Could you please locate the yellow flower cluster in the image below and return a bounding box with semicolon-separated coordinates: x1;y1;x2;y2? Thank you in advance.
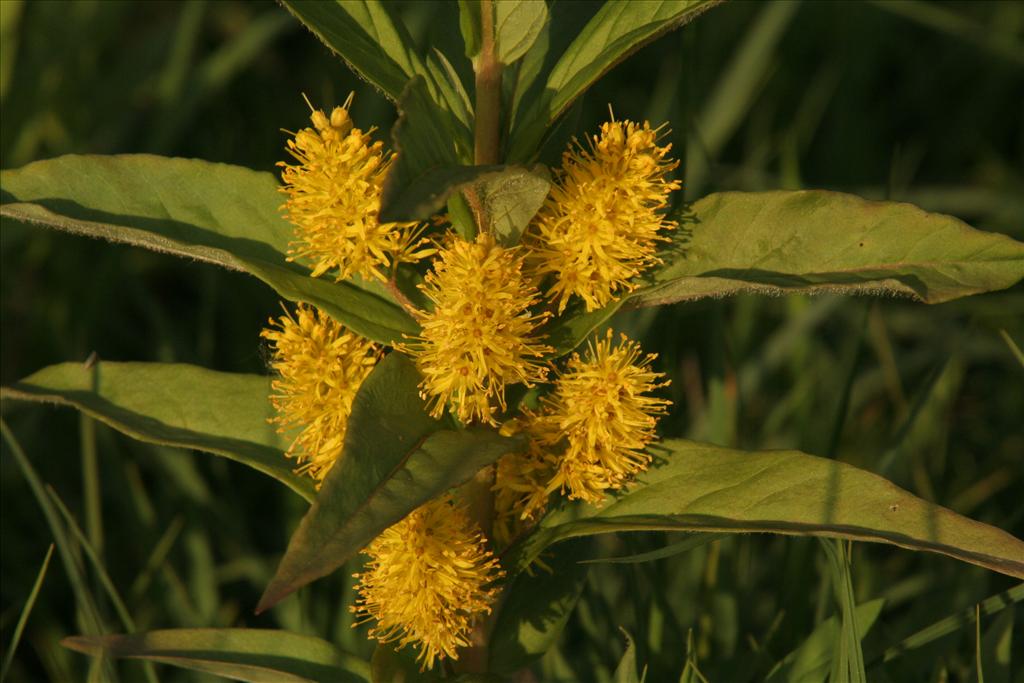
279;97;429;282
527;119;681;312
410;232;551;425
351;495;503;670
261;304;379;485
268;101;678;670
494;331;670;543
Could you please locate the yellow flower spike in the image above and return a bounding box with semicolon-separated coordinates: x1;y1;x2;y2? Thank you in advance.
409;232;552;425
543;330;671;504
351;495;504;670
279;95;428;282
492;412;561;547
261;303;379;486
527;118;681;312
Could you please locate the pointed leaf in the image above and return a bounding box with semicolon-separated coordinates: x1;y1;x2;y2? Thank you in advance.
258;354;524;612
509;0;721;161
62;629;370;683
1;361;313;501
0;154;418;345
495;0;549;65
505;439;1024;580
633;190;1024;306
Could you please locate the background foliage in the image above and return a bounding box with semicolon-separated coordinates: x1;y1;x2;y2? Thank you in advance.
2;1;1022;681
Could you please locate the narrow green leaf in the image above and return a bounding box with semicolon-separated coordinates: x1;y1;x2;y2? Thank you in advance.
580;532;724;565
980;607;1014;683
458;0;482;59
0;154;418;345
62;629;371;683
508;0;721;161
877;584;1024;664
279;0;418;102
489;539;590;674
613;630;643;683
505;439;1024;579
257;354;524;612
633;190;1024;307
0;544;54;682
1;361;313;502
766;599;885;683
495;0;549;65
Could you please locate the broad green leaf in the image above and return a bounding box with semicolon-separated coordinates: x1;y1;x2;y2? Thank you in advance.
496;0;549;65
508;0;721;161
633;190;1024;306
1;361;313;502
0;154;418;345
479;165;550;246
766;599;885;683
505;439;1024;579
489;539;590;674
257;353;524;612
62;629;370;683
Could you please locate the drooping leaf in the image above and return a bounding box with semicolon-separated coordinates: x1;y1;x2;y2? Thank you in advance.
633;190;1024;307
1;361;313;501
505;439;1024;580
765;599;885;683
62;629;370;683
257;353;524;612
495;0;549;65
0;154;418;345
508;0;721;161
489;539;590;674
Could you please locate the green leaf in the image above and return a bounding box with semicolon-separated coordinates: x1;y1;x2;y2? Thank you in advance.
496;0;549;65
0;154;418;345
458;0;482;59
766;599;885;683
613;630;643;683
1;361;313;502
279;0;420;103
542;298;625;358
257;353;524;612
478;164;550;247
62;629;370;683
508;0;721;161
379;76;478;222
633;190;1024;306
489;539;590;674
505;439;1024;579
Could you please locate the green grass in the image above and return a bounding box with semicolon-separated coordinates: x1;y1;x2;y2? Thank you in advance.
2;1;1022;681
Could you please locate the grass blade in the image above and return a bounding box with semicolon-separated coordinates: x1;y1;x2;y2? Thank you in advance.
0;544;54;682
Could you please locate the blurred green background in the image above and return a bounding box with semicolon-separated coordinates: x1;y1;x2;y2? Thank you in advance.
1;1;1022;681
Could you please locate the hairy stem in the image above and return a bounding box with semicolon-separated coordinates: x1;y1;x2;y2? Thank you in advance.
473;0;502;169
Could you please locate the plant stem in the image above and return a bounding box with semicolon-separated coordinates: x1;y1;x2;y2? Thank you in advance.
474;0;502;169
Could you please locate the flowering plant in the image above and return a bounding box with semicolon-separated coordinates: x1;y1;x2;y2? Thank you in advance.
2;1;1023;681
